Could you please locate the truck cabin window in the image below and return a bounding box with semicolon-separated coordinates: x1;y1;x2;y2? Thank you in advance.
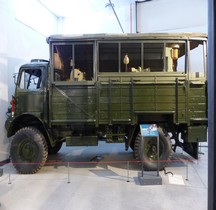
164;42;186;73
19;69;42;90
99;42;186;73
52;43;94;82
189;40;206;78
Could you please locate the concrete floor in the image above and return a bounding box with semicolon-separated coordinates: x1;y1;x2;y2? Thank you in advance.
0;142;207;210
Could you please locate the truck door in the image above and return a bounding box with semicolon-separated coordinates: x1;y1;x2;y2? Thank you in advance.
16;65;46;118
164;42;188;124
50;42;96;125
187;40;207;140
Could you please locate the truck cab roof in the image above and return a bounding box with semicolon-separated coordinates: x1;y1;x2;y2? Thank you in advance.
20;59;49;69
47;33;207;43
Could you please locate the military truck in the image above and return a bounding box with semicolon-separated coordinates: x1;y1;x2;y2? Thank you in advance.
5;33;207;174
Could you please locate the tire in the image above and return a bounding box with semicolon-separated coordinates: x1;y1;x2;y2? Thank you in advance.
10;127;48;174
134;127;172;171
48;142;63;155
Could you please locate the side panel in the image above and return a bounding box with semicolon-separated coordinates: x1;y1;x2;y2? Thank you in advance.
188;83;207;123
186;82;207;142
98;73;187;125
16;91;44;117
50;84;96;124
98;83;131;124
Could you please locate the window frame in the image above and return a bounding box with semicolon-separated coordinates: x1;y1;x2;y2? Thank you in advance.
17;67;43;91
97;40;187;74
51;41;95;85
188;39;207;80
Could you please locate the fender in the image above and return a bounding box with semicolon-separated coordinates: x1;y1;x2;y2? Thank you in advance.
5;113;55;147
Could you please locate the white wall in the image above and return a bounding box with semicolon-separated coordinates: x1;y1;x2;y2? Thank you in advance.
61;0;134;34
136;0;207;33
14;0;57;36
0;0;57;162
60;0;208;35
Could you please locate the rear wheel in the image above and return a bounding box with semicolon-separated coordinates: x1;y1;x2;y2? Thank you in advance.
134;127;172;171
10;127;48;174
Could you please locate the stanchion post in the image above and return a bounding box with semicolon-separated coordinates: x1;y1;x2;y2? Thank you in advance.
127;161;130;182
141;136;144;177
197;139;200;165
0;168;3;177
67;162;70;184
185;160;189;181
8;163;11;184
157;135;159;177
8;172;11;184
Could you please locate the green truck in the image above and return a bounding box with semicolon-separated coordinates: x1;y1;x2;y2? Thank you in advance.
5;33;208;174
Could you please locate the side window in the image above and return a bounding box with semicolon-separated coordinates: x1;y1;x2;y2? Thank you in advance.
143;43;164;72
19;69;42;90
53;44;73;81
165;42;186;72
143;42;186;72
99;42;142;73
121;43;141;72
189;41;205;78
99;43;119;72
53;43;94;81
98;41;186;73
74;44;93;81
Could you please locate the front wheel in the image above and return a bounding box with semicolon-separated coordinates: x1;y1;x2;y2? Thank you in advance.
134;127;172;171
10;127;48;174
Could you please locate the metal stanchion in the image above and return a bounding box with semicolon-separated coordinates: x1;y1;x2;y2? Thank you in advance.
157;135;159;177
8;163;11;184
0;168;2;207
67;162;70;184
0;168;3;177
185;160;189;181
127;161;130;182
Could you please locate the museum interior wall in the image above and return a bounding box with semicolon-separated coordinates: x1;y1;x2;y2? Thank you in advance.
56;0;135;34
0;0;57;162
136;0;207;33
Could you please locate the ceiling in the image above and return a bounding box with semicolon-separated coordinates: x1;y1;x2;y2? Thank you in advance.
38;0;130;18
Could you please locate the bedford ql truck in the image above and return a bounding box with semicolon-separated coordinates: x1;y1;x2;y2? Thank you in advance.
5;33;207;174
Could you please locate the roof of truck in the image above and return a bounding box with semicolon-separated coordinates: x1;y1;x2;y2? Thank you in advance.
20;59;49;69
47;33;207;43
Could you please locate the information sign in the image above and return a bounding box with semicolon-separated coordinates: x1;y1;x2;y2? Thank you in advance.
140;124;158;137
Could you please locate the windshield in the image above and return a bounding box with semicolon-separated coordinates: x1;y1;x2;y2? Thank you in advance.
18;68;42;90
